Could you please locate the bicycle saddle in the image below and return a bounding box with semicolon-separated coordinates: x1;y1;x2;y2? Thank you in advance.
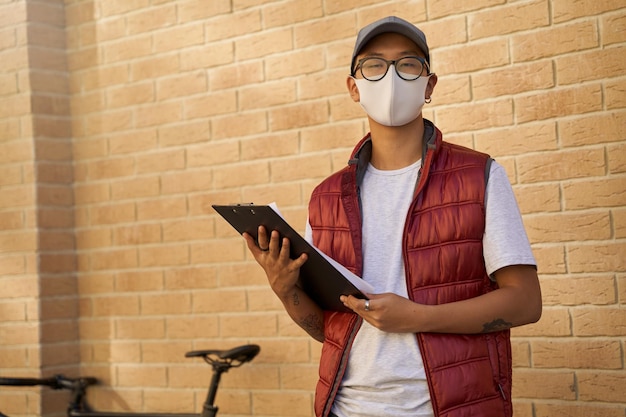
185;344;260;364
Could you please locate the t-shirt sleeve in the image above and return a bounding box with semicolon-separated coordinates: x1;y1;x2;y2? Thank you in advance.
483;161;537;277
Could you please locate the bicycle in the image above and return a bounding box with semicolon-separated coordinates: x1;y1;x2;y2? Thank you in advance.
0;344;260;417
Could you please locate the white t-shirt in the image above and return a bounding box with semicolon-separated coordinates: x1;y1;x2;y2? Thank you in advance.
305;159;536;417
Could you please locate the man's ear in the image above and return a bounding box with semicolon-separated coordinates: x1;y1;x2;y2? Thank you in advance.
425;73;438;100
347;76;360;102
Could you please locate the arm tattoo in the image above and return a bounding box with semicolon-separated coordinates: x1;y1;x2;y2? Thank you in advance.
291;291;300;306
482;318;513;333
299;313;324;341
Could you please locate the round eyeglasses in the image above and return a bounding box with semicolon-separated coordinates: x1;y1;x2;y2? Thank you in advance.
354;56;430;81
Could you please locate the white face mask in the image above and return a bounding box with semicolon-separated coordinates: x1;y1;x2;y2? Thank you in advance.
354;69;431;127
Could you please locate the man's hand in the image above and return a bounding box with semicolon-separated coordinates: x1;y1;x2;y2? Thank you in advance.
243;226;308;300
340;293;427;333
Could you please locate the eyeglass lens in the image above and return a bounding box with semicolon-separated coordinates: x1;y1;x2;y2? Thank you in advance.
359;57;426;81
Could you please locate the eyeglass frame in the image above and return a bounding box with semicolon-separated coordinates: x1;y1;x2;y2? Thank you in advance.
351;55;431;81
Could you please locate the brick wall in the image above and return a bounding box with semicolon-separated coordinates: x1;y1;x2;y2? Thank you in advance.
1;0;624;416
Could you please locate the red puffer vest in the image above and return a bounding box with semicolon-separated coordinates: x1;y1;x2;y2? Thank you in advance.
308;121;512;417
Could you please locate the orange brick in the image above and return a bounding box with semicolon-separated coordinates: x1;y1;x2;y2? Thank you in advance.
572;306;626;336
535;403;626;417
180;41;234;71
138;244;190;267
475;121;557;158
135;101;182;128
177;0;231;23
263;0;321;28
252;390;311;416
556;46;626;85
125;4;176;34
473;61;554;100
265;47;326;81
615;208;626;239
102;34;152;63
553;0;624;23
541;275;616;306
136;196;186;221
84;109;133;135
117;364;167;387
435;38;509;75
90;248;138;271
107;82;154;109
136;149;185;174
112;223;161;245
158;119;210;146
92;295;139;316
240;132;299;160
280;364;318;390
212;161;269;189
183;90;237;119
294;14;355;47
606;77;626;109
518;148;605;183
568;242;626;273
130;54;180;81
90;202;135;225
109;129;158;155
578;371;626;403
153;23;204;53
469;0;549;39
74;182;111;205
602;12;626;45
512;368;576;400
299;68;347;101
516;84;602;123
212;111;267;140
436;98;513;133
270;154;332;182
0;232;37;252
220;313;278;337
140;293;191;315
35;185;71;207
428;0;507;20
269;100;329;131
116;318;165;340
512;21;599;62
156;70;207;101
234;28;293;61
192;289;248;313
209;61;264;90
187;140;239;167
563;176;626;210
162;218;213;242
240;79;296;111
190;239;245;264
164;267;218;290
533;339;622;369
111;176;159;200
559;111;626;147
165;316;219;339
205;9;261;42
143;389;195;412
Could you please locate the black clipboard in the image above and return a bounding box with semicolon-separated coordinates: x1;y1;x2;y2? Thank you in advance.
212;204;368;312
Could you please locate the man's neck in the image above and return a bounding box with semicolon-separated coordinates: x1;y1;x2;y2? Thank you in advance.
368;116;425;170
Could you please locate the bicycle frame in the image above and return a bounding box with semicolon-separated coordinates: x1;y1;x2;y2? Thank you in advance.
0;345;260;417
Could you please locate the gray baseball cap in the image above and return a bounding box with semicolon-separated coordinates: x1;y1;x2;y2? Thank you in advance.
350;16;430;74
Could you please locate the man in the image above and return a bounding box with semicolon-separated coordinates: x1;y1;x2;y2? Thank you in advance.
244;16;542;417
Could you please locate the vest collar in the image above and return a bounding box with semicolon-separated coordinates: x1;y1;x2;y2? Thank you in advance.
348;119;440;186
